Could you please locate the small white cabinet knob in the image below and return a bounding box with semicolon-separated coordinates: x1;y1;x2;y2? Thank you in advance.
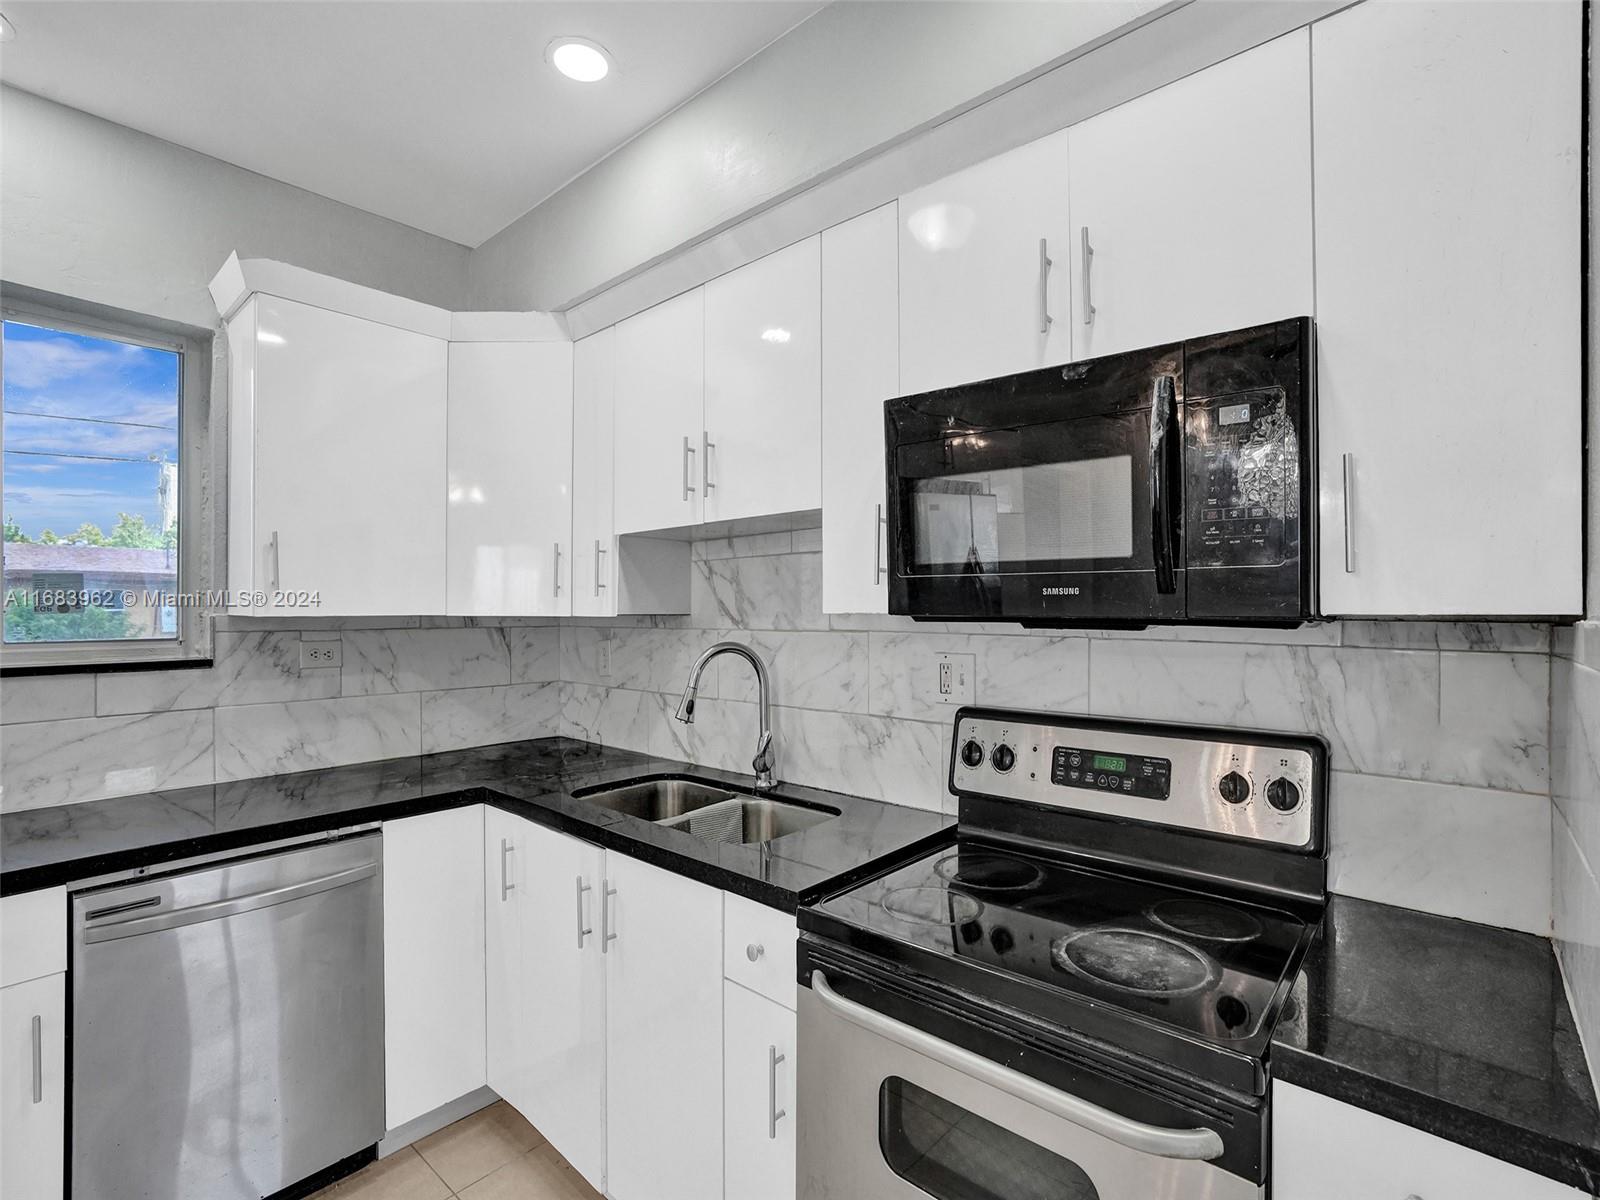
746;943;765;962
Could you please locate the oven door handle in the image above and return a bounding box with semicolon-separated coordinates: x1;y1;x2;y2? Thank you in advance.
1149;374;1179;595
810;970;1225;1162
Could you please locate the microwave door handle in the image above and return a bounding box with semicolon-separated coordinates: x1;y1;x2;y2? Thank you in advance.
1149;375;1179;595
810;971;1224;1161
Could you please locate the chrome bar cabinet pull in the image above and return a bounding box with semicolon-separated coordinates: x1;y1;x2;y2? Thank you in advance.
269;530;281;592
1038;237;1054;334
682;436;696;501
1080;226;1096;326
594;540;607;595
499;838;514;901
873;503;886;585
553;542;563;597
1342;452;1356;573
768;1045;787;1138
601;880;618;953
703;430;715;494
575;876;592;947
31;1013;42;1104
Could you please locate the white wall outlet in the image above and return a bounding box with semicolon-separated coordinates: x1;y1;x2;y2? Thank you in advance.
923;652;975;707
299;641;341;669
596;634;614;678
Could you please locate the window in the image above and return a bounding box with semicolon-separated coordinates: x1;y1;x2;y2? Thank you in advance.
2;291;210;669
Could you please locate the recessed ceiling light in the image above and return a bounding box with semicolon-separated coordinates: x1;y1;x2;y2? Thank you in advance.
548;37;609;83
0;14;17;41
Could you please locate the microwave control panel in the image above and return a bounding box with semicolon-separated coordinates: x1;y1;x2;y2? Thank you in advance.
1186;386;1298;569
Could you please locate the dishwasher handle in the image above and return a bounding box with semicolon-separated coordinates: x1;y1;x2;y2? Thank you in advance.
81;862;378;943
809;970;1225;1162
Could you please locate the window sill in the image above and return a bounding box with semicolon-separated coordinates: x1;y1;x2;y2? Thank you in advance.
1;655;213;678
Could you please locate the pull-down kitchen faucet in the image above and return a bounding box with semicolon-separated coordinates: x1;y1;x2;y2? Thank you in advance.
674;642;775;790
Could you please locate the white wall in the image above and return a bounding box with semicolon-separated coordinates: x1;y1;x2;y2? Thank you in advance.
0;86;472;328
468;0;1168;313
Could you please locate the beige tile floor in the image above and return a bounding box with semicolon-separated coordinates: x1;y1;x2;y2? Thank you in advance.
312;1102;603;1200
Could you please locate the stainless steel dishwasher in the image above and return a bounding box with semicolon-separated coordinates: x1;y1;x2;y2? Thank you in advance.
70;831;384;1200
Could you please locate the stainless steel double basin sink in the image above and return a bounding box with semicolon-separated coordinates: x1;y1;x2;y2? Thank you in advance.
571;776;836;845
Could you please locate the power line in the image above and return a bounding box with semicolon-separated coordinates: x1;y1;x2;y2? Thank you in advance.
3;409;176;432
4;448;173;466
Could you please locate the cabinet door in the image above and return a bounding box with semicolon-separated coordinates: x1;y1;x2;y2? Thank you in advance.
253;296;447;614
507;822;608;1191
1;973;65;1200
1313;0;1582;617
898;128;1072;394
1066;30;1313;360
703;238;822;523
1273;1081;1583;1199
723;982;796;1200
447;341;574;616
604;852;723;1200
484;807;540;1117
383;807;486;1130
821;204;899;614
613;290;704;534
572;329;617;617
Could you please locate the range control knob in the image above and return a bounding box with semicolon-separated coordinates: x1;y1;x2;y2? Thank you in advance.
1266;778;1302;813
1217;771;1251;805
960;739;985;769
991;744;1016;774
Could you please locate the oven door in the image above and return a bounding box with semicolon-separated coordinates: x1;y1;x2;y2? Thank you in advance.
798;969;1262;1200
889;376;1183;624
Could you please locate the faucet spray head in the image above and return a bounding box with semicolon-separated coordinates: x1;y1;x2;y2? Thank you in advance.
674;686;697;724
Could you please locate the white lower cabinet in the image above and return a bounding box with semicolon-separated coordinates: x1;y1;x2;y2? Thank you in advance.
484;807;543;1119
383;808;486;1130
604;851;725;1200
1;888;66;1200
494;818;607;1190
1273;1081;1583;1199
724;982;796;1200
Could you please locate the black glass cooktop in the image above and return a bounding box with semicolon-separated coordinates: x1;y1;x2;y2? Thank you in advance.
811;837;1311;1050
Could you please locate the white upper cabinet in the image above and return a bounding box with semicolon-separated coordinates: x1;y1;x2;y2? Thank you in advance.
821;204;899;614
604;852;723;1200
232;295;448;615
1313;0;1582;617
1066;30;1313;360
898;127;1072;394
447;339;574;616
613;290;705;534
571;328;617;617
703;237;823;523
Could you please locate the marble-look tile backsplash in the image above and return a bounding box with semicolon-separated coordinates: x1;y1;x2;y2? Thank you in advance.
564;531;1554;935
0;532;1556;938
0;619;562;811
1552;622;1600;1083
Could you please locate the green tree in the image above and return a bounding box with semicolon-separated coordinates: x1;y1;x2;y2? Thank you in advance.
108;512;165;549
38;529;58;545
67;522;106;547
2;516;29;543
2;590;131;643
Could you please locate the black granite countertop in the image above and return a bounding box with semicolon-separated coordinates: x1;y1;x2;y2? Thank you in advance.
0;737;953;910
1272;894;1600;1192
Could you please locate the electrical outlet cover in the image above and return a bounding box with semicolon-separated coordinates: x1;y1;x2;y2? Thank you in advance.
923;651;975;707
299;641;342;670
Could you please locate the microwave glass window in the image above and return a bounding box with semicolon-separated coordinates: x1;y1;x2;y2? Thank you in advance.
878;1076;1100;1200
910;456;1133;572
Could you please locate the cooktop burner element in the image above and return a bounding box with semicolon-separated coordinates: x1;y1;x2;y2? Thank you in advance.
1051;926;1219;996
1149;898;1265;943
880;885;983;926
933;851;1046;892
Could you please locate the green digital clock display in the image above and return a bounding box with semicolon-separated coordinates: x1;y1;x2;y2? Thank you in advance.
1092;754;1127;773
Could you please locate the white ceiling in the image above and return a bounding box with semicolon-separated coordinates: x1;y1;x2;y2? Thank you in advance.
0;0;824;246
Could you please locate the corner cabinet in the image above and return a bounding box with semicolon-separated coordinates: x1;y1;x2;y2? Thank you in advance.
1311;0;1583;618
821;204;899;615
613;290;706;535
446;334;574;615
225;294;448;616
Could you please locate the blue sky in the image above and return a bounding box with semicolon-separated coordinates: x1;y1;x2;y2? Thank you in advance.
3;320;179;539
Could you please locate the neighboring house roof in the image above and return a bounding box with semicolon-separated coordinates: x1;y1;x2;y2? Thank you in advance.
3;543;176;576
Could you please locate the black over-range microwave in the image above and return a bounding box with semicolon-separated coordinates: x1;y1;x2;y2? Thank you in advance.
884;318;1315;627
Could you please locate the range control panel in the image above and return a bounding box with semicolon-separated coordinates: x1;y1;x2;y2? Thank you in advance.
1049;746;1171;800
951;709;1322;850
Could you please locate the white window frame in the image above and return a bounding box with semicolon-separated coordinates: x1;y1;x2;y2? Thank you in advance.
1;289;213;671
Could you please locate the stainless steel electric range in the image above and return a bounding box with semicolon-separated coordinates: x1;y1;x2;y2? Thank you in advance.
795;707;1329;1200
